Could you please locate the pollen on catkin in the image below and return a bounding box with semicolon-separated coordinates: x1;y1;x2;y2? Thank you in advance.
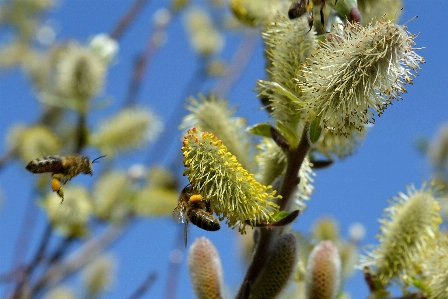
92;171;131;222
182;128;280;232
90;107;162;157
180;94;254;171
40;185;93;237
257;13;316;132
305;240;341;299
188;237;223;299
44;286;76;299
314;126;366;159
15;125;61;163
250;233;298;299
82;253;116;296
298;20;424;136
184;7;223;57
359;184;442;286
56;42;106;102
422;234;448;299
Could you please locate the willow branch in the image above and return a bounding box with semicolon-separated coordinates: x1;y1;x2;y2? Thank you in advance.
124;10;175;107
235;126;311;299
163;226;188;299
214;29;260;99
145;60;207;166
10;224;52;299
30;226;123;296
110;0;150;40
127;272;158;299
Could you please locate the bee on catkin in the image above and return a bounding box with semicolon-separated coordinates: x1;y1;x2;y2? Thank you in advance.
26;154;105;203
288;0;338;31
172;185;220;247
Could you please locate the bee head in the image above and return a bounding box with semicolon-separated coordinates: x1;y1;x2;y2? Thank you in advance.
82;156;93;175
86;155;106;176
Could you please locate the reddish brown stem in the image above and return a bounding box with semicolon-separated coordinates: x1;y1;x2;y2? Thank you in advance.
127;272;158;299
110;0;150;40
235;125;310;299
124;10;175;107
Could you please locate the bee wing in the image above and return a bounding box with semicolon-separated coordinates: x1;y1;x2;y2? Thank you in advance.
172;205;187;224
26;156;65;174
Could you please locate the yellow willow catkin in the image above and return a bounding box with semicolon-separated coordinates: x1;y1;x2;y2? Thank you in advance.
360;184;442;286
182;128;280;232
180;94;254;171
188;237;223;299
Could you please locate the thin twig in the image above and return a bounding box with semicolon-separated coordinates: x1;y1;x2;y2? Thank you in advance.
30;226;123;296
127;272;158;299
10;191;40;274
46;236;75;265
10;224;52;299
110;0;150;40
0;148;17;172
214;29;260;99
145;60;207;166
163;226;186;299
394;293;427;299
75;113;87;153
124;9;176;107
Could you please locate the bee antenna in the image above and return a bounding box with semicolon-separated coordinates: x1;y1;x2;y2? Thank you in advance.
92;155;107;163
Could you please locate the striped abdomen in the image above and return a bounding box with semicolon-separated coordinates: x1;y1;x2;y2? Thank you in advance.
25;156;64;174
187;208;220;231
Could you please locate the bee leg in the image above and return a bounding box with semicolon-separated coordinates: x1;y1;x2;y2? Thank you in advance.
205;200;213;214
57;188;64;203
61;176;70;184
320;3;325;30
51;177;64;203
307;11;313;32
184;221;189;248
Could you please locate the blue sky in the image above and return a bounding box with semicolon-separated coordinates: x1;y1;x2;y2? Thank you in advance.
1;0;447;298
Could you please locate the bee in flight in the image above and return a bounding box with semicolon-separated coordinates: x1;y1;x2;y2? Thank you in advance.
172;185;220;247
288;0;338;32
26;154;106;203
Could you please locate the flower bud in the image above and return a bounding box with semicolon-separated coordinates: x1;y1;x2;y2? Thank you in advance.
305;240;341;299
250;233;298;299
188;237;223;299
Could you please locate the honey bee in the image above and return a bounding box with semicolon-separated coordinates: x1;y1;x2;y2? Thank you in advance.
288;0;338;32
172;185;220;247
26;154;106;202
